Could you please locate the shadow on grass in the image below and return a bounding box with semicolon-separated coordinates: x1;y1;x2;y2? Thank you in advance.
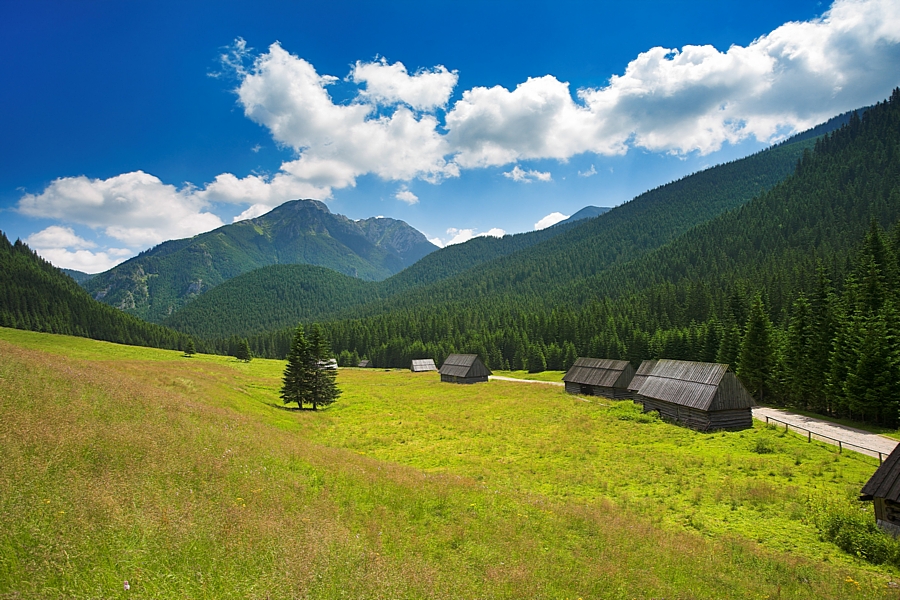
266;403;322;412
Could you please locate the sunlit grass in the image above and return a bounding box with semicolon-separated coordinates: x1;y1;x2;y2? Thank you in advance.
1;327;897;598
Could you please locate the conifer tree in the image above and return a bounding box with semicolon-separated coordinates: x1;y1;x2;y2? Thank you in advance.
308;324;340;410
184;338;196;357
738;293;774;403
235;338;252;362
281;324;312;409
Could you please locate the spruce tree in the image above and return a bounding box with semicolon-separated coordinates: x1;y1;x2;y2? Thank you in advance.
184;338;196;357
281;324;312;409
235;338;252;362
308;324;340;410
738;293;774;403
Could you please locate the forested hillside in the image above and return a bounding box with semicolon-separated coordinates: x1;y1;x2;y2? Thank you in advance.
173;119;821;341
233;89;900;428
0;233;188;350
81;200;436;323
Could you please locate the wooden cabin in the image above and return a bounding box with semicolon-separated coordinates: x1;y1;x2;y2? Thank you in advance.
358;359;373;368
635;359;754;431
563;358;636;399
628;359;658;404
410;358;437;372
439;354;491;384
861;445;900;536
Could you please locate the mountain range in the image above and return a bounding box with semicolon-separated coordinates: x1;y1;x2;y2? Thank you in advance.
81;199;436;322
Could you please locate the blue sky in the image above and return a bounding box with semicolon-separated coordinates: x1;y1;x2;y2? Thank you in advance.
2;0;899;272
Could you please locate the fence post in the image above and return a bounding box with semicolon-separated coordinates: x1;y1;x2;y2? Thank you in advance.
808;431;811;443
838;440;842;453
765;416;769;425
880;452;884;464
785;422;789;433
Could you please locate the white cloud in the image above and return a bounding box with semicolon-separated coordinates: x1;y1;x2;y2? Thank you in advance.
578;164;597;177
503;165;553;183
350;58;458;111
395;188;419;204
445;0;900;158
18;0;900;257
232;203;272;222
25;226;132;273
235;43;458;189
18;171;225;247
26;226;96;250
431;226;506;247
534;212;569;230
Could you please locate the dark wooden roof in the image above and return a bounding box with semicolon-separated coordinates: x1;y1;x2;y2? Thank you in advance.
563;358;634;388
439;354;491;378
411;358;437;372
358;359;372;368
628;359;658;392
637;359;753;411
862;445;900;501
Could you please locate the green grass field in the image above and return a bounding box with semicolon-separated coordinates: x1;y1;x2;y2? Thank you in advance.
1;327;897;598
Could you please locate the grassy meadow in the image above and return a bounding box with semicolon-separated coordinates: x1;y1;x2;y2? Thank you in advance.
1;327;898;598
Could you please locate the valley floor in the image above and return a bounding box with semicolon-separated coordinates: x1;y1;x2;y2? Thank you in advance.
1;328;898;599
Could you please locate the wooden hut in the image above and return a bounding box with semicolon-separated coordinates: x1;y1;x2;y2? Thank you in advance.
860;445;900;536
358;359;373;368
563;358;636;399
439;354;491;384
410;358;437;372
628;359;658;403
636;359;754;431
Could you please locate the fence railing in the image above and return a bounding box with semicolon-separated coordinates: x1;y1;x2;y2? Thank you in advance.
762;415;891;463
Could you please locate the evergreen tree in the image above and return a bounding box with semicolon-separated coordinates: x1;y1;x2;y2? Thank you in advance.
235;338;252;362
281;324;313;409
738;293;775;403
308;324;341;410
783;294;815;408
184;338;196;357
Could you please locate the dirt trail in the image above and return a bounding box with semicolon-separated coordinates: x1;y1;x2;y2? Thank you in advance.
752;407;897;459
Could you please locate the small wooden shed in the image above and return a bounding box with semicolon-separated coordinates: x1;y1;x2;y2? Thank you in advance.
411;358;437;372
860;445;900;536
358;359;373;368
636;359;754;431
563;358;636;399
439;354;491;384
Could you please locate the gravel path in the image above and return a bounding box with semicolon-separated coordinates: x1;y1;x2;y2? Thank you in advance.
752;407;898;459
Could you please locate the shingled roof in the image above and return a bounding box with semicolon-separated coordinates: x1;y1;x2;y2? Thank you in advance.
862;445;900;502
628;359;658;392
563;358;633;388
637;359;753;411
439;354;491;378
411;358;437;372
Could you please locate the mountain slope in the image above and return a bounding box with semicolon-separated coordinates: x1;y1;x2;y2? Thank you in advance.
82;200;437;322
0;232;187;349
558;206;611;225
305;90;900;370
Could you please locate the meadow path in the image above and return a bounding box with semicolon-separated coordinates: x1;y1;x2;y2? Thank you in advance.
752;406;898;460
490;375;898;459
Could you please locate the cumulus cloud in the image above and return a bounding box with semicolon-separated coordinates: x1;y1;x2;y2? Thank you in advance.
235;43;458;189
17;0;900;257
578;164;597;177
18;171;225;247
395;187;419;204
503;166;553;183
25;226;132;272
430;226;506;247
445;0;900;159
535;212;569;230
351;58;458;110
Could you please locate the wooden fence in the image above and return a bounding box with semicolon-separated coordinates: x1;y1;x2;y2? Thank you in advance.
762;415;890;463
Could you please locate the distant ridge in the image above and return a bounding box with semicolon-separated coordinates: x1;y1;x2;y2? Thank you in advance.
81;199;437;323
557;206;611;226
